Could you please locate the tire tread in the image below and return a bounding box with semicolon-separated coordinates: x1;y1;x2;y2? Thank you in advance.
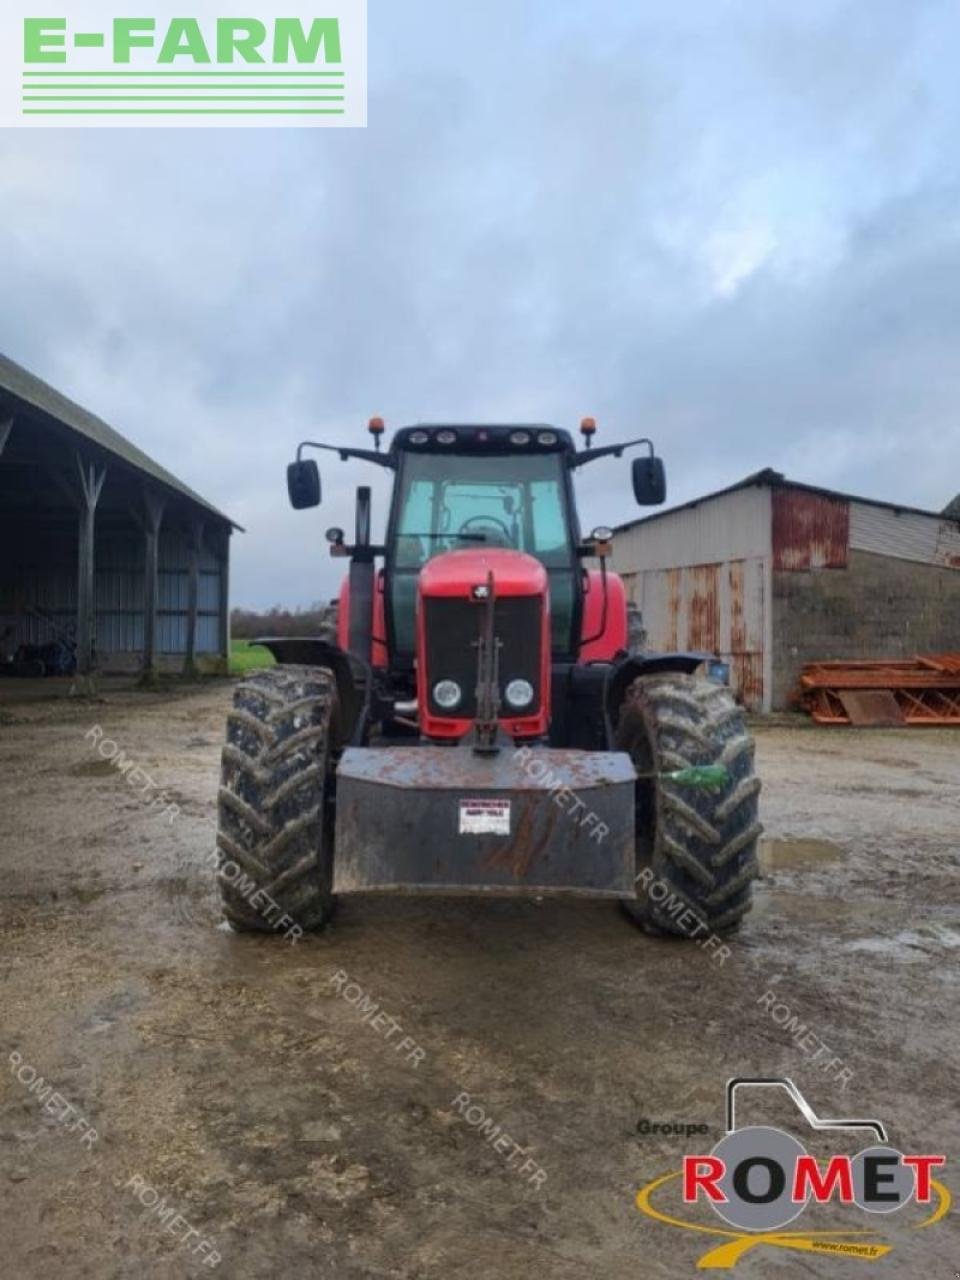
616;672;762;935
216;664;337;932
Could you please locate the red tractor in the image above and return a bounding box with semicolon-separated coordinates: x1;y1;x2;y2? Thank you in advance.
216;419;761;938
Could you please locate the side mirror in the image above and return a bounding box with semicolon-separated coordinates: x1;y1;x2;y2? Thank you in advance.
632;455;666;506
287;459;321;509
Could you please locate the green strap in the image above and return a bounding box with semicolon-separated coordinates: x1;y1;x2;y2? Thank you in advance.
636;764;731;790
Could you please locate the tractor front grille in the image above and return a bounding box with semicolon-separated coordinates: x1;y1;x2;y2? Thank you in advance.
422;596;542;718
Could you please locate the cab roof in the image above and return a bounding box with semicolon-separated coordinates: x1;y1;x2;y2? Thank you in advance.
392;424;576;455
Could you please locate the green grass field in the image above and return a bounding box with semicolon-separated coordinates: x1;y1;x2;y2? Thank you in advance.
230;639;275;675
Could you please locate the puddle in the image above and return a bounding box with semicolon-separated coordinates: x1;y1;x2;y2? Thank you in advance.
846;924;960;959
837;785;927;799
86;1015;117;1034
862;756;921;771
749;890;842;927
68;884;106;904
760;837;843;872
71;760;115;777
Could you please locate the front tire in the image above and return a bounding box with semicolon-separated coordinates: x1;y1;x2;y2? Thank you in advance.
616;673;761;935
217;664;339;933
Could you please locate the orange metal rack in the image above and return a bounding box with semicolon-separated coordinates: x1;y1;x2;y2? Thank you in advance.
798;655;960;725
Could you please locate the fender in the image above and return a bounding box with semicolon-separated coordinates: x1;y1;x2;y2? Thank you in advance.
337;572;389;667
579;568;627;662
252;637;367;744
604;650;713;733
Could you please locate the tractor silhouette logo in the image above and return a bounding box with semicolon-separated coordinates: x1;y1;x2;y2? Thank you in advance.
634;1077;949;1269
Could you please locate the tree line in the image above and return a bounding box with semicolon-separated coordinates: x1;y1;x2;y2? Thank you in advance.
230;602;335;638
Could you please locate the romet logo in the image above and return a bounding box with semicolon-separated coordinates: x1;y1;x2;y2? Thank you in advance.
635;1077;950;1269
0;0;366;128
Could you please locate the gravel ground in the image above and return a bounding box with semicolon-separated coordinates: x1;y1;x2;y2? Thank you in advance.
1;682;957;1279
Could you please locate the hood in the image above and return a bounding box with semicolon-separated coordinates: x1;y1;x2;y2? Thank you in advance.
418;547;547;598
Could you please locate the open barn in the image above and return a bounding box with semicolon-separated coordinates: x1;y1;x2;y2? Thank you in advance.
0;353;236;684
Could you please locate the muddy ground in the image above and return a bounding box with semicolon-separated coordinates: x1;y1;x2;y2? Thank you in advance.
1;680;958;1279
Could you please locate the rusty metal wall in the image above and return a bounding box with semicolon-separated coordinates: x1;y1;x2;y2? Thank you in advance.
611;484;771;573
612;476;960;713
772;489;849;570
612;484;771;710
849;501;960;569
627;556;767;710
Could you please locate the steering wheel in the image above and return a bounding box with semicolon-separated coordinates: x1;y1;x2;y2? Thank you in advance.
458;514;513;543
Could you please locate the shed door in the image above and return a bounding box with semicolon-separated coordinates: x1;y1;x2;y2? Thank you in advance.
630;558;766;711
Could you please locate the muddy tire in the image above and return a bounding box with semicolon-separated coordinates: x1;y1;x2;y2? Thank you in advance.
616;673;761;935
217;664;338;933
317;599;339;645
625;601;646;652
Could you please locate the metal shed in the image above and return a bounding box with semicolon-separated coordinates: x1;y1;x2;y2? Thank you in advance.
0;352;238;680
612;469;960;712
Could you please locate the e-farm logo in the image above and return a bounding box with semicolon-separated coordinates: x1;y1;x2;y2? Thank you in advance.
0;0;366;127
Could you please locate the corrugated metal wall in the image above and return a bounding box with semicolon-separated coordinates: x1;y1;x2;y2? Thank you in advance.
623;557;767;710
612;484;771;572
0;524;223;655
772;490;849;569
613;479;960;714
96;528;222;653
0;528;75;643
849;502;960;568
613;486;771;710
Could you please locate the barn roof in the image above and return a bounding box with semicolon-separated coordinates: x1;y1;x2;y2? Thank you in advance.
0;350;239;529
615;467;958;535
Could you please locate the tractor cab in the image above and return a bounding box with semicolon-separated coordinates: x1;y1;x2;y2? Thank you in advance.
386;426;582;662
286;418;666;692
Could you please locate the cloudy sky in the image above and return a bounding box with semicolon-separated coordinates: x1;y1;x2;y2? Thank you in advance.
2;0;958;608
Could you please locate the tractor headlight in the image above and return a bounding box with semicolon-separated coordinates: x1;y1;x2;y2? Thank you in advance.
505;679;534;709
433;679;462;709
509;430;531;446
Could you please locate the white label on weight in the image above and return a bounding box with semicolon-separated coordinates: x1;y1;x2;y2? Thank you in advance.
458;798;510;835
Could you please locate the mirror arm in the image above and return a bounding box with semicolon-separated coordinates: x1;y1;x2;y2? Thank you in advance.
296;440;396;470
569;437;655;468
332;543;386;561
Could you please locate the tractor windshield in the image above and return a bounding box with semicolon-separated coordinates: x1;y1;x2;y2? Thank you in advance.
389;452;578;657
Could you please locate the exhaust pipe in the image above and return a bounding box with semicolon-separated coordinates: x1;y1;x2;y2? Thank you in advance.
348;485;374;662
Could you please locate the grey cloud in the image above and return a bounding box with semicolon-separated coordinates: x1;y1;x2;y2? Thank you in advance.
0;0;957;605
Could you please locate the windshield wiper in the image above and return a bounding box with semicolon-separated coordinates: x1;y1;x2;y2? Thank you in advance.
403;532;487;542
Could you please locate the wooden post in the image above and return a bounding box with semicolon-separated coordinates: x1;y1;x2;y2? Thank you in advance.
76;454;107;686
142;489;165;680
218;527;231;673
183;517;204;677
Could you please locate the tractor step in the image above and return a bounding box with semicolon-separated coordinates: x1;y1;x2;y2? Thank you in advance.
333;746;636;896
